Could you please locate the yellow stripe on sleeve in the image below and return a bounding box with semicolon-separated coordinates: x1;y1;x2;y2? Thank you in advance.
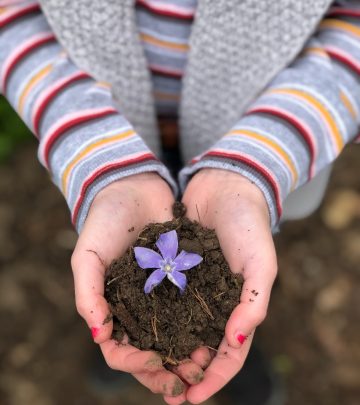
62;129;135;195
268;88;344;152
303;46;329;58
340;90;357;120
319;19;360;38
139;33;189;52
18;64;53;114
227;129;298;188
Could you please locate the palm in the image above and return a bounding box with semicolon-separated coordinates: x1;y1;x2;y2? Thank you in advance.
71;173;211;400
181;168;277;403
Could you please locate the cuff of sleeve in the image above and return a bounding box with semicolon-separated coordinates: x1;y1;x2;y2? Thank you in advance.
67;158;177;233
179;157;281;233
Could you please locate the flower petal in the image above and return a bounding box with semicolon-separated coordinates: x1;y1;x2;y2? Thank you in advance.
134;247;163;269
173;250;203;271
167;270;187;292
156;230;178;260
144;269;166;294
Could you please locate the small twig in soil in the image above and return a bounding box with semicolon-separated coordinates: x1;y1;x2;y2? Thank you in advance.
213;292;226;299
205;345;218;352
189;287;215;320
112;300;139;339
151;314;159;342
86;249;106;268
107;276;122;286
163;337;178;366
163;355;178;366
185;308;193;325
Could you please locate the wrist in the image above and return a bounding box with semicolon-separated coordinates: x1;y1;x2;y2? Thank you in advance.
94;172;172;201
188;168;270;224
88;172;174;221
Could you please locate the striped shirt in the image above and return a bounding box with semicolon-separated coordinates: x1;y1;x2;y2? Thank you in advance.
136;0;195;117
0;0;359;231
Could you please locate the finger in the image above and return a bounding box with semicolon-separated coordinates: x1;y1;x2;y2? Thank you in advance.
224;239;277;348
190;346;212;369
133;370;186;397
100;340;163;373
163;392;187;405
215;216;277;348
186;333;254;404
225;267;275;348
71;193;144;343
169;359;204;385
71;248;113;343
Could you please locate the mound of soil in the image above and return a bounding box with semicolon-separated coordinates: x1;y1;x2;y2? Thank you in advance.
105;203;243;362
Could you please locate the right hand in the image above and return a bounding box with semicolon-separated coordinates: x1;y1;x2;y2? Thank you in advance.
71;173;210;401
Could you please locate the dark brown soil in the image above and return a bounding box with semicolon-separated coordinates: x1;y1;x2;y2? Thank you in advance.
105;203;243;362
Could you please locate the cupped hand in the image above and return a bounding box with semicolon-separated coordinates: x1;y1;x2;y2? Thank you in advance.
180;168;278;404
71;173;208;399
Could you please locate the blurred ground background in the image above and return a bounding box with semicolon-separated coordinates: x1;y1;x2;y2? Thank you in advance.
0;97;359;405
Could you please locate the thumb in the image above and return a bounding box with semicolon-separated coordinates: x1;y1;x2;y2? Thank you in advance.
71;246;113;343
217;221;277;348
225;263;275;348
70;191;138;344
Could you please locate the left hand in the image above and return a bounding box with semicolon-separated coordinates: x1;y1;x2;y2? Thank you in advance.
172;168;278;404
71;173;209;401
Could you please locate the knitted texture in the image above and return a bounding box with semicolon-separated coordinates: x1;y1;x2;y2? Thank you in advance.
39;0;332;162
180;0;332;162
39;0;160;155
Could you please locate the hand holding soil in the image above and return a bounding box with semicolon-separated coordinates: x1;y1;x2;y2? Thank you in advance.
71;168;277;404
180;168;278;404
71;173;205;399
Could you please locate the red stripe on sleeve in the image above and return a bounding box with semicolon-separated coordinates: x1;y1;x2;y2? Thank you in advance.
71;153;157;226
327;7;360;18
0;3;40;28
1;32;55;94
32;72;90;136
325;47;360;76
136;0;194;20
149;65;183;79
43;107;118;168
247;106;316;179
202;150;283;218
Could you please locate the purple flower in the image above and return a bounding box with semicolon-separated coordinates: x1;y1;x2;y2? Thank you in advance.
134;230;203;294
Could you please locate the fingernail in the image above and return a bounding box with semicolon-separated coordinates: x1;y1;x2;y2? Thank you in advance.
171;379;185;397
236;333;246;345
188;370;204;384
145;355;163;371
91;327;100;339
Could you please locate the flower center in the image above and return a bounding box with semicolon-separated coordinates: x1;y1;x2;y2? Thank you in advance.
163;264;172;273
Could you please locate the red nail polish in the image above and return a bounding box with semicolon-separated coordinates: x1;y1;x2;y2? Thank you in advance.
236;334;246;344
91;327;100;339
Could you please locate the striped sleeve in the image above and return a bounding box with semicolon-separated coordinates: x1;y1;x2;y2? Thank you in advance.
179;0;360;231
0;1;176;232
